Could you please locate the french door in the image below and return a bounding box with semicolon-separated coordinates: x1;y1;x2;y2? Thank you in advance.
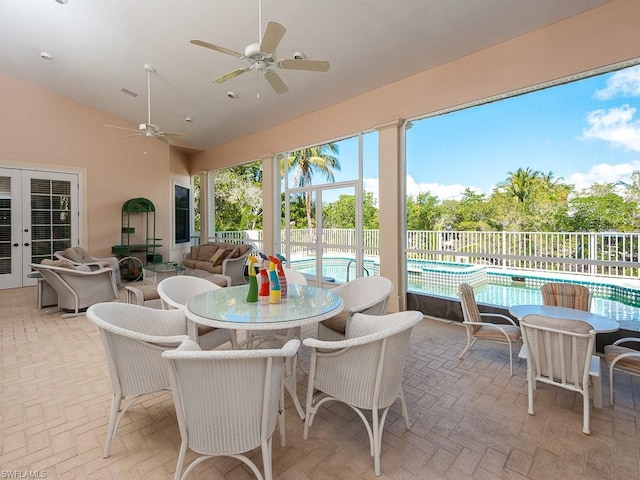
0;167;79;289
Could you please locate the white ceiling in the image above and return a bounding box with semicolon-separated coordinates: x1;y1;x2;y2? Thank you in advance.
0;0;610;150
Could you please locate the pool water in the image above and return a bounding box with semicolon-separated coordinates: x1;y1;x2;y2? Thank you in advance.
292;256;640;332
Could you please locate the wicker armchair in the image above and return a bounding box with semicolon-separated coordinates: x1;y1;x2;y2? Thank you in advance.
156;276;237;349
30;262;118;317
317;275;394;341
85;302;191;458
303;311;423;476
520;314;599;434
162;338;300;480
55;246;121;285
458;282;521;376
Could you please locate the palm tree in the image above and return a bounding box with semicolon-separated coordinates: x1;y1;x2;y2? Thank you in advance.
498;167;541;202
286;143;341;228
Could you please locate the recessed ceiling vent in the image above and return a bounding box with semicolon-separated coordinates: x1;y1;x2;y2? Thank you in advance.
120;88;138;98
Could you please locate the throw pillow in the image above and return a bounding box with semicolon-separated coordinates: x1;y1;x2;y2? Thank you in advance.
228;247;241;258
210;248;231;266
197;244;218;261
190;245;200;260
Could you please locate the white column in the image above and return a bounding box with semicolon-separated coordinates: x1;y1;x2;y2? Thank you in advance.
261;153;277;254
374;118;406;312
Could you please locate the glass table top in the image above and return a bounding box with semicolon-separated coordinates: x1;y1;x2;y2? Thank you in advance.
142;262;185;274
186;284;343;328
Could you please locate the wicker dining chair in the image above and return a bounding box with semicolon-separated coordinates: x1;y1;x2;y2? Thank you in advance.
86;302;191;458
157;275;237;349
162;338;300;480
317;275;394;341
303;311;423;476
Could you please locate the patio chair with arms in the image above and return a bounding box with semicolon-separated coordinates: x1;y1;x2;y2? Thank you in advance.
317;275;394;341
162;338;300;480
541;282;592;311
457;282;521;376
30;262;119;317
520;314;599;434
605;337;640;406
156;275;237;349
303;311;424;477
85;302;191;458
55;246;121;285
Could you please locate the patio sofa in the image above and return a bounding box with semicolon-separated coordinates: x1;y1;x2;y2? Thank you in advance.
182;242;252;286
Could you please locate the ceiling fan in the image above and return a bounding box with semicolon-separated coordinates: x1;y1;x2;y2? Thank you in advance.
104;64;189;144
190;0;330;95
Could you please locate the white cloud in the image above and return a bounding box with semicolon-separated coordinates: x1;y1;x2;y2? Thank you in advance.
364;175;480;203
581;105;640;152
594;65;640;100
406;175;479;201
566;160;640;192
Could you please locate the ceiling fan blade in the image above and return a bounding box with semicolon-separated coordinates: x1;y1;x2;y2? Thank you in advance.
190;39;244;58
278;59;330;72
162;132;191;138
260;22;286;55
123;133;144;139
155;135;170;144
214;67;251;84
104;124;139;133
264;70;289;94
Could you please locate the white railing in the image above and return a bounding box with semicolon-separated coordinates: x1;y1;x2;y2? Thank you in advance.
206;229;640;279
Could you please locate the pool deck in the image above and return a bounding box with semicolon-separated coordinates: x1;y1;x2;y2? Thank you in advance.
3;285;640;479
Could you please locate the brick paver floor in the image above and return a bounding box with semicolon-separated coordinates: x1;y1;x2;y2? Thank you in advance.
2;285;640;479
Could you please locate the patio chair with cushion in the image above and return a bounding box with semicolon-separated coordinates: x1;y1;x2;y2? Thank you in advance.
541;282;592;311
520;314;599;434
30;261;119;317
85;302;191;458
303;311;424;477
317;275;394;341
162;337;300;480
457;282;521;376
604;337;640;406
156;275;237;349
55;246;121;285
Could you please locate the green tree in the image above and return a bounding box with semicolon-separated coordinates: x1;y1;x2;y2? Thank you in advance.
213;161;263;231
406;191;439;230
286;143;341;228
322;191;379;229
567;184;638;232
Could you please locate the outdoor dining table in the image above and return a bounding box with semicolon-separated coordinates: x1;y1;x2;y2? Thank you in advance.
509;304;620;409
185;283;344;419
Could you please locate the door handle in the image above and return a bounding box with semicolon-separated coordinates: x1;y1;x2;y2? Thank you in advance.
24;242;30;247
13;243;19;247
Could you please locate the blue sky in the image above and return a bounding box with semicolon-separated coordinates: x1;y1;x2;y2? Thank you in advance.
317;63;640;203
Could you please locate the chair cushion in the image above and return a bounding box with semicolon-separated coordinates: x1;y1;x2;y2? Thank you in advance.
605;345;640;372
42;259;76;269
474;324;521;342
63;247;83;263
321;311;349;334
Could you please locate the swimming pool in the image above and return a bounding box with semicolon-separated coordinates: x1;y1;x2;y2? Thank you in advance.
291;256;640;332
